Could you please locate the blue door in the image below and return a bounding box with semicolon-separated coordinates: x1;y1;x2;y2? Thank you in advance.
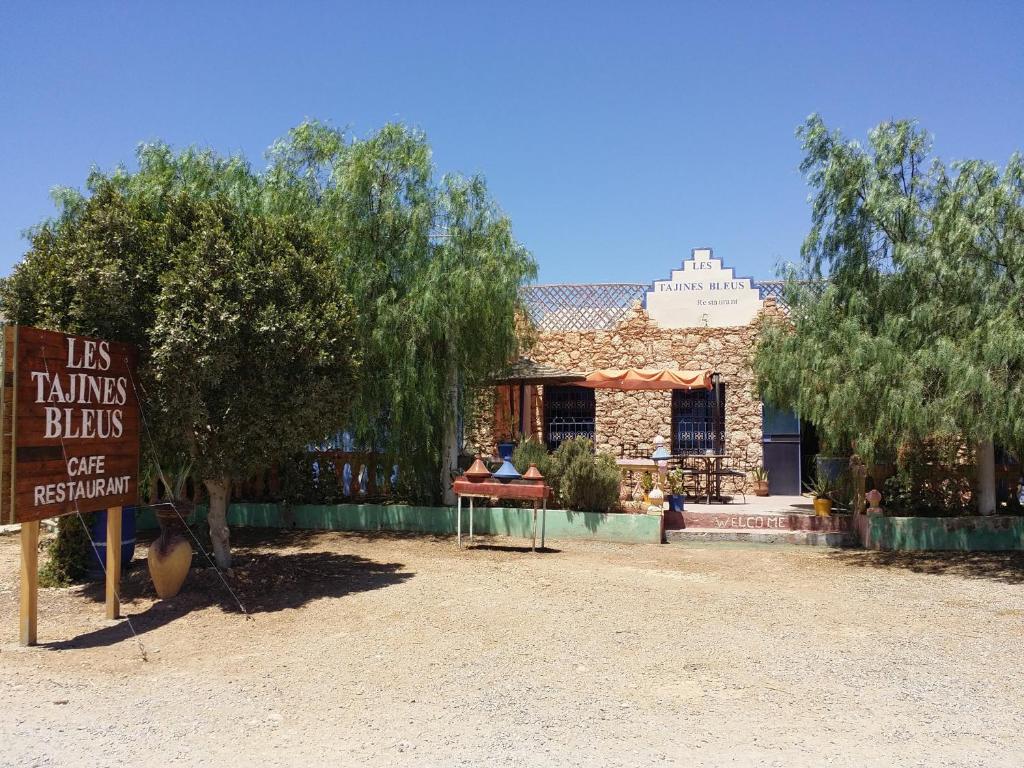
761;403;802;495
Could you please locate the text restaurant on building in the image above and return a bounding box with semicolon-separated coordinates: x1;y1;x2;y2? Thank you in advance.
470;248;817;496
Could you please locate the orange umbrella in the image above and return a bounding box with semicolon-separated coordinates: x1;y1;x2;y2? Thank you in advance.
578;368;713;390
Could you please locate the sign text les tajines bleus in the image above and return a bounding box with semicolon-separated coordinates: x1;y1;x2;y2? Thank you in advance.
2;326;140;524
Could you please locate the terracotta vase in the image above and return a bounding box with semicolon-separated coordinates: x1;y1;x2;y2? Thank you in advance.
147;504;193;598
865;488;883;515
753;481;770;497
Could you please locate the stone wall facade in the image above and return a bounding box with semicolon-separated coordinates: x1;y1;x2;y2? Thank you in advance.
468;299;786;494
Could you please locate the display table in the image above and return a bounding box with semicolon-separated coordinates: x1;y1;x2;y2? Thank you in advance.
452;479;551;551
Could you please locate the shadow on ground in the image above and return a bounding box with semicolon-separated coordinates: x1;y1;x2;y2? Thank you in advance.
44;529;412;650
465;543;561;554
826;548;1024;584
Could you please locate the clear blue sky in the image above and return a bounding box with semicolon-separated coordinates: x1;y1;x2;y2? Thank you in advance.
1;1;1021;284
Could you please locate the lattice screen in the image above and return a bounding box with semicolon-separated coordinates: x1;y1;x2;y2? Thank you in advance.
756;281;786;303
520;284;646;332
521;281;790;332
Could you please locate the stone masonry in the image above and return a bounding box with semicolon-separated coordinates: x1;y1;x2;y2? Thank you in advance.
468;298;787;495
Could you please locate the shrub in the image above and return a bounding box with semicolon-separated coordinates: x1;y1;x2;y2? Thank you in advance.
882;438;974;516
550;437;621;513
39;514;94;587
512;437;552;478
278;453;318;503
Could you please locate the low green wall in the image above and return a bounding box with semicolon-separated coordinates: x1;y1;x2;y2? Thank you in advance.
137;503;662;545
854;514;1024;551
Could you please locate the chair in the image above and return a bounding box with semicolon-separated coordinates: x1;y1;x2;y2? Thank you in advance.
710;440;754;503
671;454;705;500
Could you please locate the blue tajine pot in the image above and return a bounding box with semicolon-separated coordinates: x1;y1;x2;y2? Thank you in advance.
493;458;522;483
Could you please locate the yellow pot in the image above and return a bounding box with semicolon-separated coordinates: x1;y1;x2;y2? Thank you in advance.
813;498;833;517
148;534;193;598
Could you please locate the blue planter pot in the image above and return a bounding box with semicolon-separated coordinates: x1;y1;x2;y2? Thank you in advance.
816;456;848;483
668;495;684;512
497;441;516;460
86;507;137;581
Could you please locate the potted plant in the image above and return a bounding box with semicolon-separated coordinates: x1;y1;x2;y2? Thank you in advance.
640;471;654;505
815;432;852;489
667;469;685;512
752;466;770;497
805;474;834;517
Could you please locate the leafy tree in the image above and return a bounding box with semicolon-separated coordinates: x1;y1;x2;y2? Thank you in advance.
3;119;533;574
1;145;359;567
149;193;358;565
755;115;1024;514
267;122;536;503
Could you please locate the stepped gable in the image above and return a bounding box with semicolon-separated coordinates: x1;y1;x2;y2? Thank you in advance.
645;247;764;328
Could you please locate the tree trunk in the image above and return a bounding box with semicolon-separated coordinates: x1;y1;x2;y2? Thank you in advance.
849;455;867;515
204;477;232;568
441;363;459;506
976;438;996;516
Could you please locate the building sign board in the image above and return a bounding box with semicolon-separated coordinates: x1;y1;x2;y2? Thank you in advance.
645;248;764;328
1;326;140;524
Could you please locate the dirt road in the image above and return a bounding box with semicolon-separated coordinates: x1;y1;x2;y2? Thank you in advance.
1;529;1022;767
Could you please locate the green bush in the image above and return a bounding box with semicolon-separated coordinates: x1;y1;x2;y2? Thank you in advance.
39;514;94;587
511;437;552;478
279;453;346;504
278;453;319;503
881;438;973;516
550;437;621;513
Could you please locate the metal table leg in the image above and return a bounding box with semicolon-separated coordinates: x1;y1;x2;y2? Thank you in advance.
532;502;537;552
541;498;547;550
457;495;462;547
469;496;474;542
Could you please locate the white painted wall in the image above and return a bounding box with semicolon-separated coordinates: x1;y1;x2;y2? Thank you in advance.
645;248;764;328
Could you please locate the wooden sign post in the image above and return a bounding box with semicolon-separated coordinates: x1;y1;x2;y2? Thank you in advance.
2;326;140;645
19;521;38;645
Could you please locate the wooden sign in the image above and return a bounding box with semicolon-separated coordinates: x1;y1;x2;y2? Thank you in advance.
1;325;140;524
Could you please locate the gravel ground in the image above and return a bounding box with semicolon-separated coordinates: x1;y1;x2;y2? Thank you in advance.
1;528;1023;767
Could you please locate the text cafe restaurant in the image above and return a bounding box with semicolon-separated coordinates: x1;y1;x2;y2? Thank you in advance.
471;248;816;495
